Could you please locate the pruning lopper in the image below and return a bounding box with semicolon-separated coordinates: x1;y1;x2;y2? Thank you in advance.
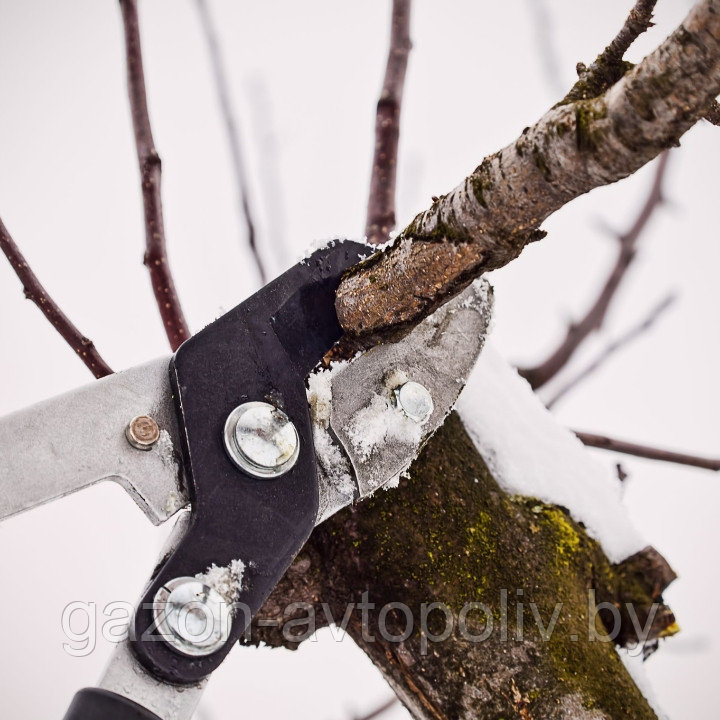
0;241;492;720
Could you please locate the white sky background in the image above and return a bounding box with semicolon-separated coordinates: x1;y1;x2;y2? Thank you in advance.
0;0;718;718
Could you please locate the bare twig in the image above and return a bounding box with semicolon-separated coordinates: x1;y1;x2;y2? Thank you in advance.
353;697;399;720
195;0;267;284
518;150;671;390
565;0;657;103
546;294;675;408
119;0;189;351
0;217;113;378
576;431;720;471
365;0;412;246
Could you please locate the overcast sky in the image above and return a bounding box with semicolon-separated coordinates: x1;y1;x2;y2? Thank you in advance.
0;1;717;718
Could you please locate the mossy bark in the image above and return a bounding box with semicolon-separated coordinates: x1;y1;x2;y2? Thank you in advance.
251;413;675;719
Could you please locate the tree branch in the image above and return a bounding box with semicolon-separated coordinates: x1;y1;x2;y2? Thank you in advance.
195;0;267;284
253;414;672;719
565;0;658;103
576;431;720;471
0;217;113;379
119;0;189;351
365;0;412;246
336;0;720;339
546;294;675;408
519;150;670;389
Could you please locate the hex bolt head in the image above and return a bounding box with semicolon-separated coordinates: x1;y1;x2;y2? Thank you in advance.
153;577;231;657
394;381;434;424
125;415;160;451
223;401;299;478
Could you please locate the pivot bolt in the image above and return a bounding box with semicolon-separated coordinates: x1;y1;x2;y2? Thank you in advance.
153;577;231;657
394;381;434;424
223;401;299;478
125;415;160;450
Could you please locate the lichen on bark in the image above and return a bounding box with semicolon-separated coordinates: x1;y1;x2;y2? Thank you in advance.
251;413;675;719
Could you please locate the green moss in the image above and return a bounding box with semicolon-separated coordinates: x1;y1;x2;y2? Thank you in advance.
575;99;608;152
321;413;658;718
470;159;494;208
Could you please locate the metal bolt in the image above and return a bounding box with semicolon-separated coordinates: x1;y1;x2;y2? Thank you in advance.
223;401;299;478
125;415;160;450
153;577;231;657
394;381;434;424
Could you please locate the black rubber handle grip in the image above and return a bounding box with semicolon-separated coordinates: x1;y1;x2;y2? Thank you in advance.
62;688;163;720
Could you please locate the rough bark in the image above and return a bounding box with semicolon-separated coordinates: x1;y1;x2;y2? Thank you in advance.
251;414;676;719
336;0;720;338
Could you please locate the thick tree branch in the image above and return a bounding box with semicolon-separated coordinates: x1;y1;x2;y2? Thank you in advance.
546;294;675;408
519;150;670;389
119;0;189;351
336;0;720;338
195;0;267;284
253;414;673;719
365;0;412;246
577;431;720;471
0;217;113;379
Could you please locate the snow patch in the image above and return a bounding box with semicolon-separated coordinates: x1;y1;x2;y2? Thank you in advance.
307;362;356;504
312;424;355;497
456;343;645;562
345;393;422;462
617;648;668;719
196;559;246;604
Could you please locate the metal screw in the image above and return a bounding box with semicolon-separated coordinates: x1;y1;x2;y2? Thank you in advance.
394;381;434;424
153;577;231;657
125;415;160;450
223;401;299;478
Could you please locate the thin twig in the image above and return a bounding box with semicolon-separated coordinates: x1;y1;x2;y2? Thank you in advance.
119;0;189;351
0;217;113;379
353;697;399;720
195;0;267;284
518;150;671;390
565;0;657;103
546;294;675;408
576;431;720;471
365;0;412;246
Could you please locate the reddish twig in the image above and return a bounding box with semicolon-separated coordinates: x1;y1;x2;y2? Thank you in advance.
119;0;189;351
0;217;113;379
546;294;675;408
576;431;720;471
519;150;671;389
365;0;412;246
195;0;267;284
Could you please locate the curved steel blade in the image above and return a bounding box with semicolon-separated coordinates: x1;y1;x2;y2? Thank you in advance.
314;279;493;523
